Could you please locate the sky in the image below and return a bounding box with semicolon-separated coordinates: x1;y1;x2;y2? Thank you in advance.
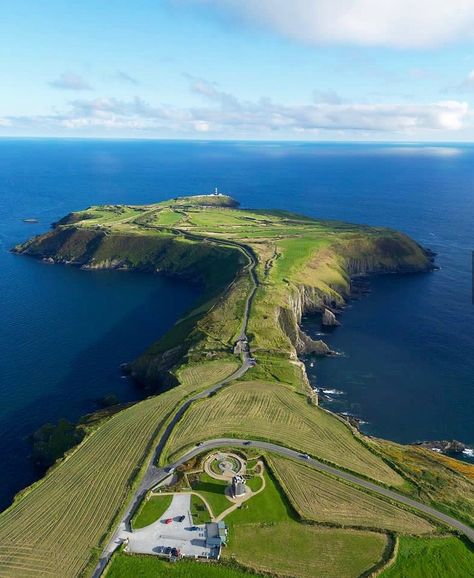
3;0;474;140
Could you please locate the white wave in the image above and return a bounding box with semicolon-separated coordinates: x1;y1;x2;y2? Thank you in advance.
462;448;474;457
321;388;344;395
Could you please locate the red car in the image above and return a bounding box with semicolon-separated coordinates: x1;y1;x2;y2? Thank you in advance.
164;518;173;525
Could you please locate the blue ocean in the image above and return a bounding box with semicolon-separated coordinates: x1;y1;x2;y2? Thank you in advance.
0;139;473;509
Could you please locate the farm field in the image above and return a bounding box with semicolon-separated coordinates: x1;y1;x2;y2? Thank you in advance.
131;495;173;530
227;522;387;578
268;455;435;534
0;377;211;578
165;380;403;486
105;554;261;578
380;536;474;578
175;360;239;392
223;456;388;578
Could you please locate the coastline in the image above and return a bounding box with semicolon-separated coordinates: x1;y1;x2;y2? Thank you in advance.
300;271;474;463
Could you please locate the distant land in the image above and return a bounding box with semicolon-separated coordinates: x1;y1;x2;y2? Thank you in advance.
2;194;473;578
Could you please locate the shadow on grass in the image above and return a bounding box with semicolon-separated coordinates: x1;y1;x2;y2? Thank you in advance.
192;481;226;495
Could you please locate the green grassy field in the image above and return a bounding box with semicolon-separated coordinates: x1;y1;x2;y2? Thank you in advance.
226;470;296;526
190;493;211;524
105;554;260;578
189;473;231;519
269;455;435;534
224;463;387;578
228;523;387;578
175;360;239;392
380;536;474;578
131;495;173;530
165;380;403;486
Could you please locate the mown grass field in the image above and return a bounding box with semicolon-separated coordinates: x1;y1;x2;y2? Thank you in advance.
0;376;212;578
269;455;435;534
224;464;387;578
131;495;173;530
175;359;239;392
105;554;260;578
380;536;474;578
166;380;403;486
228;523;387;578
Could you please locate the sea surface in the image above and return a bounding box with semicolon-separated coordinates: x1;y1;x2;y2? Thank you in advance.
0;139;473;508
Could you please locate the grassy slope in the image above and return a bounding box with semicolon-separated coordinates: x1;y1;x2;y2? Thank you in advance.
380;536;474;578
268;455;435;534
131;495;173;530
374;440;474;528
165;380;403;486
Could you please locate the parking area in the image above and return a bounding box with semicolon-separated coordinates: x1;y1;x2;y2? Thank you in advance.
124;494;215;559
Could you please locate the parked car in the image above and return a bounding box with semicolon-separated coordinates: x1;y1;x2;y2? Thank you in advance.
177;515;185;522
243;441;252;446
165;518;173;524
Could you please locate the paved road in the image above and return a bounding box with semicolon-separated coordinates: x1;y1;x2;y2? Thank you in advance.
170;438;474;543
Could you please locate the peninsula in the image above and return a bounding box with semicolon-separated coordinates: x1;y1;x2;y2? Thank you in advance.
3;195;473;578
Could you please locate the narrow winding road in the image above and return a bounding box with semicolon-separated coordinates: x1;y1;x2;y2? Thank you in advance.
92;235;258;577
92;231;473;578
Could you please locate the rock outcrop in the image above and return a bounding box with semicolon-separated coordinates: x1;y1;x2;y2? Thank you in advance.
322;308;340;327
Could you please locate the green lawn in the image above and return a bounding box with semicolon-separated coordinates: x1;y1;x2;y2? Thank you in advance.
246;475;263;492
380;536;474;578
190;493;211;524
189;472;231;518
226;470;295;526
226;523;387;578
106;554;260;578
131;494;173;530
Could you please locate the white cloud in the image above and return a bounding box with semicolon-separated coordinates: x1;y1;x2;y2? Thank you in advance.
184;0;474;48
2;85;470;136
49;72;92;91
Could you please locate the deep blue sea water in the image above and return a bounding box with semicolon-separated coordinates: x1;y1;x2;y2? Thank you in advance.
0;139;473;509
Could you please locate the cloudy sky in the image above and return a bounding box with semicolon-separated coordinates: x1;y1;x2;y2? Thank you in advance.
3;0;474;140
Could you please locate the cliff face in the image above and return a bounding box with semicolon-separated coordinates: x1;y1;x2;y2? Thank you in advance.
277;231;434;359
